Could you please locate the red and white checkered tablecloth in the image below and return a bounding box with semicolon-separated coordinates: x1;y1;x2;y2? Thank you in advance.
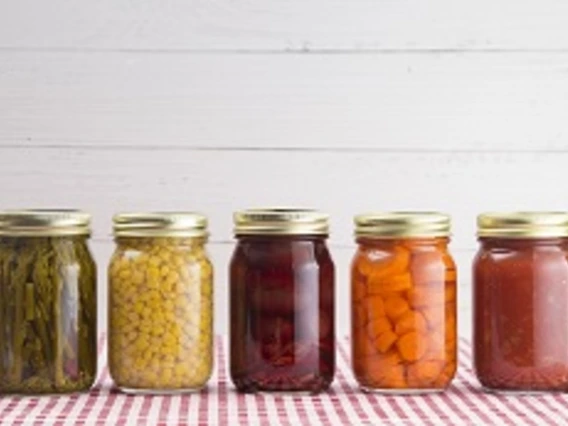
1;337;568;425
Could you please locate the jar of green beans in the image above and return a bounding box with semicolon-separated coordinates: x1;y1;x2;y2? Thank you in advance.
0;210;97;394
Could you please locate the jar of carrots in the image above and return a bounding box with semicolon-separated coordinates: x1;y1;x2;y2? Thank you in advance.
351;212;457;393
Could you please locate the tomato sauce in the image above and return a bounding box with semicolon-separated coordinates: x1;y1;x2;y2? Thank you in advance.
473;237;568;391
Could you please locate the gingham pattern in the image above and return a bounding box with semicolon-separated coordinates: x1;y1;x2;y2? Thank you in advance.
1;337;567;425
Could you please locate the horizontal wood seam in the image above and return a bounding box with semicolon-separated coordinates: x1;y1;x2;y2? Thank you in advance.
3;47;568;55
2;144;568;154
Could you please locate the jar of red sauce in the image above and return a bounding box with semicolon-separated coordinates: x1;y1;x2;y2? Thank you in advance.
229;208;335;393
351;212;457;393
474;212;568;392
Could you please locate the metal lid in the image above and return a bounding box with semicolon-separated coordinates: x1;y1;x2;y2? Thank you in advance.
477;212;568;238
0;209;91;236
234;208;329;236
355;212;451;238
113;212;208;238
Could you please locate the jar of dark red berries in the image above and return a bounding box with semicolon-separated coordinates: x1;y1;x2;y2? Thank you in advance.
229;208;335;393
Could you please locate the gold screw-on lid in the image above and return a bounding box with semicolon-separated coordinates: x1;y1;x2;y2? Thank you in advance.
355;212;451;238
113;212;208;238
477;212;568;238
234;208;329;236
0;209;91;236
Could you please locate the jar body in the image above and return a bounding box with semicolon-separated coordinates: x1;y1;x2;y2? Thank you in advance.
108;237;213;392
351;238;457;392
0;236;97;394
230;236;335;393
473;238;568;391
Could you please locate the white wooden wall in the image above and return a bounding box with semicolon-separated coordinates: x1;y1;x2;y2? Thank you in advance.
2;0;568;337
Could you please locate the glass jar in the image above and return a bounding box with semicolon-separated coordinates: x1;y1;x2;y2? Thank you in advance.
351;212;457;393
230;208;335;393
474;212;568;392
0;210;97;394
108;212;213;393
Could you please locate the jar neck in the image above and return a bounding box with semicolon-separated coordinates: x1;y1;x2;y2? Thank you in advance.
356;236;449;249
478;237;568;249
115;236;206;248
0;234;89;244
235;234;328;242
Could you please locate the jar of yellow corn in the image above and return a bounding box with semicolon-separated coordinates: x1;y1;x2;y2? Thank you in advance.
108;212;213;394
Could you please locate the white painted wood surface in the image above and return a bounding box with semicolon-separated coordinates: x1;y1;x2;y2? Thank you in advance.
2;53;568;150
1;1;568;51
1;0;567;337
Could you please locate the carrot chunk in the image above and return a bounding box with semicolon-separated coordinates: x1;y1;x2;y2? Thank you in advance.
367;247;410;281
423;331;445;361
368;273;412;294
362;351;401;373
410;251;445;286
396;331;428;362
367;317;392;340
407;286;444;309
368;350;402;368
394;310;428;335
365;295;385;320
378;365;407;388
407;360;444;387
364;351;406;388
420;306;444;329
433;360;457;387
355;253;375;277
375;330;398;353
384;296;410;320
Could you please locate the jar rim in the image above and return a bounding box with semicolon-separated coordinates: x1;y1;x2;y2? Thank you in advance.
113;212;208;238
0;209;91;237
233;207;329;236
354;211;451;238
477;212;568;238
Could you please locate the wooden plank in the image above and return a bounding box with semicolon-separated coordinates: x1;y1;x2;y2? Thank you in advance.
0;0;568;51
91;240;473;335
2;147;566;250
2;52;568;151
